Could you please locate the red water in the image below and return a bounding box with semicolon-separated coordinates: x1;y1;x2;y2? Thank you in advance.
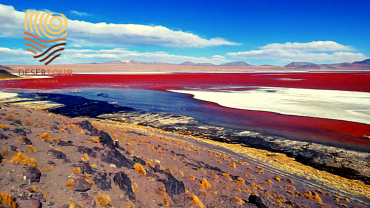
2;72;370;150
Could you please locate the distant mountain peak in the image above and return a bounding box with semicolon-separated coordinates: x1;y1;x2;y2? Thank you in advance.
353;59;370;65
285;62;321;69
220;61;252;66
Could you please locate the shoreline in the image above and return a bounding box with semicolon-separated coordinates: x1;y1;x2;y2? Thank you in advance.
1;91;370;185
0;102;369;208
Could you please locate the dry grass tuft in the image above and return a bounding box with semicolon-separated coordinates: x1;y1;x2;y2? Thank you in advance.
146;161;154;168
73;167;81;174
179;170;184;177
165;167;173;175
9;152;29;165
97;195;111;207
190;194;205;208
134;164;146;176
65;179;74;189
313;191;322;204
90;137;100;143
189;176;195;180
38;133;51;141
26;145;36;153
275;199;282;206
200;178;211;189
69;124;79;130
231;197;244;204
82;153;89;161
227;162;237;169
91;164;97;169
0;192;18;208
273;175;281;182
27;158;37;167
0;124;9;129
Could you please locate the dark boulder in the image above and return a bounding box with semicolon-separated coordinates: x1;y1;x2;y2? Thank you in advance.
99;132;114;149
101;149;134;169
73;178;91;192
133;156;146;165
23;138;32;145
158;172;185;203
57;140;73;146
248;195;268;208
47;149;67;159
77;146;97;158
24;166;41;182
113;172;135;201
13;128;32;136
0;132;8;140
93;172;111;191
77;120;99;135
78;162;96;174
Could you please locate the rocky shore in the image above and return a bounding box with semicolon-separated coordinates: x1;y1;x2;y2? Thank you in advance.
1;100;370;207
98;110;370;185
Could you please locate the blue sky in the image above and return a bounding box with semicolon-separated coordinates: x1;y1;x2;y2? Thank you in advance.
0;0;369;65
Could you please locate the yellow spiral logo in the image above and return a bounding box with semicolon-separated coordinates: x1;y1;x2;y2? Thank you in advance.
24;10;67;65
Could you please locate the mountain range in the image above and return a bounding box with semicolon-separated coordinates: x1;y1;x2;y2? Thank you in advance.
100;60;252;66
98;59;370;70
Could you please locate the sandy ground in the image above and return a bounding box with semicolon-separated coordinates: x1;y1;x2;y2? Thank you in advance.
0;102;370;207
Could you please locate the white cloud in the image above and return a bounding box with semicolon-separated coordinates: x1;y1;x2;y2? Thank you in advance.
70;10;90;16
261;41;353;52
212;55;225;60
227;41;367;63
0;47;230;65
0;4;238;47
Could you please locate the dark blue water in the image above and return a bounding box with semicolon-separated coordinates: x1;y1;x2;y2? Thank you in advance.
61;88;231;126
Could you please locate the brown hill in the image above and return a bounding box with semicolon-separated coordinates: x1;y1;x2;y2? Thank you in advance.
0;68;17;79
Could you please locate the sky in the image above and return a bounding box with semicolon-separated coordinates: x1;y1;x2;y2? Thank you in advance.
0;0;369;65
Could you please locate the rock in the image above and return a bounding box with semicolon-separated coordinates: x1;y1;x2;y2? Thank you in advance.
158;172;185;203
73;178;91;192
47;149;67;159
57;140;73;146
133;156;146;165
0;132;8;140
101;149;134;169
113;172;135;201
13;128;32;136
23;138;32;145
81;193;96;207
155;163;161;172
10;145;17;151
93;172;111;191
47;161;56;165
99;132;114;149
77;120;99;135
248;195;268;208
24;166;41;182
12;119;22;125
18;199;42;208
78;162;96;174
77;146;97;158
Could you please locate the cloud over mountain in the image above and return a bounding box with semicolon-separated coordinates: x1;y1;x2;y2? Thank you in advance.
227;41;367;63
